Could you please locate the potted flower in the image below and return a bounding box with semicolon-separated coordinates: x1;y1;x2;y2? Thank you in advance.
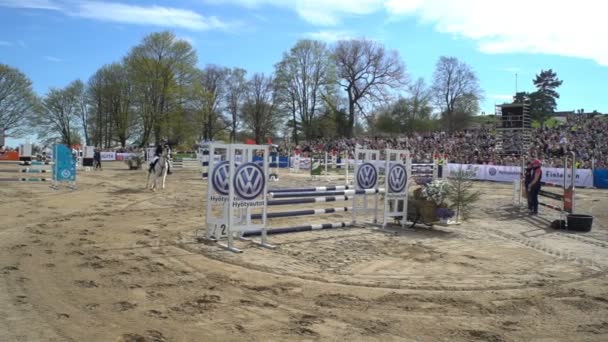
436;207;455;224
417;179;450;222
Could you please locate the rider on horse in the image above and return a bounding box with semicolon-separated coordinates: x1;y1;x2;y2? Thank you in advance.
149;139;172;175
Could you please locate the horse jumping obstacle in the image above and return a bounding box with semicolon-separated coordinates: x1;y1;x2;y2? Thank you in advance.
514;152;576;221
242;222;349;237
0;144;77;189
203;143;411;253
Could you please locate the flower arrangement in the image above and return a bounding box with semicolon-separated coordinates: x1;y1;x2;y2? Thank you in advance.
436;208;455;220
421;179;450;206
125;155;144;170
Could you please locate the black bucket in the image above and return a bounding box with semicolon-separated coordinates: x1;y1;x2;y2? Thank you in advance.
567;214;593;232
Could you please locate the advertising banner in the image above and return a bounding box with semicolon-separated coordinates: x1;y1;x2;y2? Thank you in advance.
445;164;595;188
484;165;523;183
100;151;116;161
594;169;608;189
445;164;486;181
542;167;594;188
0;151;19;161
115;153;140;161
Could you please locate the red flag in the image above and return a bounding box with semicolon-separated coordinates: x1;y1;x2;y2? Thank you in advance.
245;138;256;145
267;137;272;144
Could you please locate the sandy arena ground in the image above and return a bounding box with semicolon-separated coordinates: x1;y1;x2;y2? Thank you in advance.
1;161;607;342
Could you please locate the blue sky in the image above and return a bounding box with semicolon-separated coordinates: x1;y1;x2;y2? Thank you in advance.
1;0;607;146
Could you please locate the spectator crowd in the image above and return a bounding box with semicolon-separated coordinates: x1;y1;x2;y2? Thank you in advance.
285;114;608;169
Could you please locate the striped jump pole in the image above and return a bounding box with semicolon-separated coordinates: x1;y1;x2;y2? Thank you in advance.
267;185;353;194
19;161;51;166
242;222;350;237
268;188;385;199
251;207;351;220
268;195;352;206
21;168;50;173
0;177;52;182
541;181;566;188
0;169;50;173
538;190;564;201
20;177;52;182
539;202;563;212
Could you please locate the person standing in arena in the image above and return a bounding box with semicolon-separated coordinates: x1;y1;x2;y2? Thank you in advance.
93;148;102;170
524;161;533;211
527;159;543;215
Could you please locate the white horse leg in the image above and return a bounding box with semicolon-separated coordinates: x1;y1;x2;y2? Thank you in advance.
146;170;151;189
150;166;158;191
162;163;167;189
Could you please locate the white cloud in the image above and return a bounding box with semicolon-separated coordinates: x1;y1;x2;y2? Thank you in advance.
0;0;61;10
207;0;608;66
304;30;353;42
0;0;232;31
207;0;383;25
74;1;228;31
44;55;62;62
0;41;12;46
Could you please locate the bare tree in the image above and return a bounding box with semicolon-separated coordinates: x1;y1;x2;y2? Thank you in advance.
431;56;482;131
0;64;38;138
241;73;281;144
36;81;83;146
68;79;91;146
225;67;247;142
333;39;407;137
274;39;335;142
408;78;433;121
191;65;229;141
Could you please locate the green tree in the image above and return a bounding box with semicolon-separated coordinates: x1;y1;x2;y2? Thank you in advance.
530;69;563;124
447;168;482;222
125;31;197;145
87;63;136;148
0;64;38;137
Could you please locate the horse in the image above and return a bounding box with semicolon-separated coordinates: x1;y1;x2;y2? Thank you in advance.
146;149;169;191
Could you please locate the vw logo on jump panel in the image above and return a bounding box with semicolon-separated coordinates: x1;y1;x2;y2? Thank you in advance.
211;161;230;196
357;163;378;189
388;164;407;193
234;163;265;200
489;167;497;176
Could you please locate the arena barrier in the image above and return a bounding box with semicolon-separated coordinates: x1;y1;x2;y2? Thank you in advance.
310;151;352;184
203;143;411;253
412;153;447;183
513;152;576;220
172;158;200;169
0;144;77;190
